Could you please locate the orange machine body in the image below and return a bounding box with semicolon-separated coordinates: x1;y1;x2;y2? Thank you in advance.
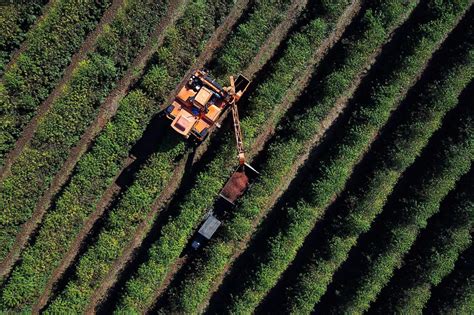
166;69;249;141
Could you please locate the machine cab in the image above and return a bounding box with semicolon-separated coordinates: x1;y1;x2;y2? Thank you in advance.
166;70;250;141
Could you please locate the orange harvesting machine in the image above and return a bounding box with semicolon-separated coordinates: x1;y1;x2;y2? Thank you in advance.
165;68;254;167
166;69;259;248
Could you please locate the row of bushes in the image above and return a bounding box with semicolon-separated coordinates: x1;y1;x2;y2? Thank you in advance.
0;0;112;162
371;168;473;313
1;0;299;311
46;133;187;313
0;0;242;310
216;0;471;313
0;90;156;311
426;245;474;314
161;0;420;312
327;98;474;314
43;0;261;312
1;0;220;302
283;15;474;313
114;8;335;313
0;0;47;73
212;0;292;78
0;0;169;264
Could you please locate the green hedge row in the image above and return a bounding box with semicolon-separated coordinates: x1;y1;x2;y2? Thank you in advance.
46;134;187;313
283;18;474;313
0;0;302;307
43;0;262;312
217;1;471;313
162;0;419;312
1;0;298;311
115;9;336;313
0;0;169;263
327;100;474;314
0;0;47;73
427;245;474;314
213;0;292;77
372;169;473;313
0;91;155;312
0;0;112;162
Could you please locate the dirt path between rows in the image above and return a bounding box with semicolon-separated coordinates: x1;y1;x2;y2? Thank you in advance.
140;0;314;312
198;0;365;311
0;0;124;182
191;0;309;165
2;0;55;74
32;156;135;313
81;1;252;312
28;1;190;312
210;1;467;311
260;7;471;309
0;0;125;281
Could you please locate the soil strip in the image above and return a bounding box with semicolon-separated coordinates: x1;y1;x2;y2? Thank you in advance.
2;0;55;74
197;1;365;311
27;0;190;311
210;2;467;311
0;0;125;282
0;0;124;182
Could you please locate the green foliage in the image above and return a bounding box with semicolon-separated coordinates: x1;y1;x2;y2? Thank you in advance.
284;17;474;314
216;0;471;313
4;0;274;309
114;5;339;313
329;102;474;314
0;0;46;73
0;90;154;311
42;0;242;312
372;172;473;313
45;134;186;313
0;0;112;162
214;0;292;77
0;0;168;264
162;0;419;312
427;247;474;314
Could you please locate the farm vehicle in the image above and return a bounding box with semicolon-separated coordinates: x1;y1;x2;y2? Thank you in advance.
166;69;259;249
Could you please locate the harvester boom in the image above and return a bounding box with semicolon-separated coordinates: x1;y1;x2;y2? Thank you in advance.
229;75;246;165
231;101;245;165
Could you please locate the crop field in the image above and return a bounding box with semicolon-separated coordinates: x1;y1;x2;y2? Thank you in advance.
0;0;472;313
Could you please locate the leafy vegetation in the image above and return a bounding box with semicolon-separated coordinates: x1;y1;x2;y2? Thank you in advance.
0;0;112;161
282;17;474;313
1;0;301;311
0;0;472;312
45;134;187;313
215;1;471;313
0;0;47;73
213;0;292;77
162;0;420;312
426;245;474;314
115;6;338;312
0;90;154;311
326;97;474;313
44;0;261;312
0;0;168;263
371;168;473;313
0;0;307;307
